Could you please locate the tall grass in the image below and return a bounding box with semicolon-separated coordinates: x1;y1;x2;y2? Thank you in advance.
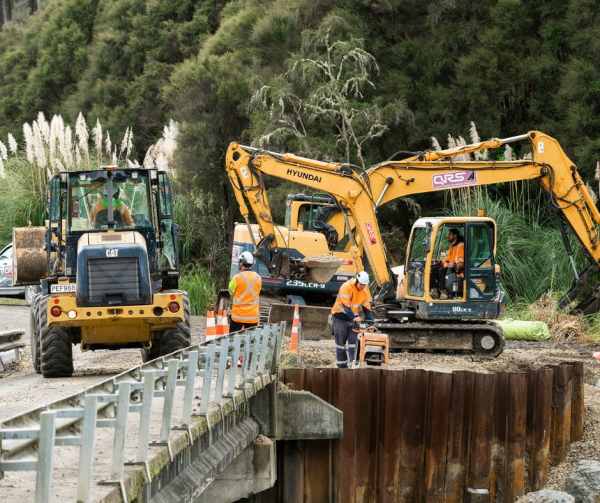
0;113;180;243
449;184;579;304
179;268;218;315
173;190;230;279
0;158;47;244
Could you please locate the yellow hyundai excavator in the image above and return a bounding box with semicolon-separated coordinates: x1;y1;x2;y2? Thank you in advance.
226;131;600;357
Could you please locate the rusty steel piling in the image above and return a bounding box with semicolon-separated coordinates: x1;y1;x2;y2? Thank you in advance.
570;361;584;443
275;362;584;503
549;363;573;464
506;373;527;502
527;367;554;491
398;369;430;502
423;372;452;502
378;370;404;503
444;371;476;502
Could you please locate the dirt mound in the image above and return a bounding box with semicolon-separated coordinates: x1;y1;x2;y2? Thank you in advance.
304;254;343;283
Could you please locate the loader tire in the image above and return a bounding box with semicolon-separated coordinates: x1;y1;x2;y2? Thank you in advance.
39;301;74;378
30;293;42;374
142;290;191;362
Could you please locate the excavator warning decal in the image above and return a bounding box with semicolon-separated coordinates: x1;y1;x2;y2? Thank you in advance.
364;222;377;244
432;170;478;189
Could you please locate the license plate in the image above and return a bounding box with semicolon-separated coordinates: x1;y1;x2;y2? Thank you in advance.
51;284;76;293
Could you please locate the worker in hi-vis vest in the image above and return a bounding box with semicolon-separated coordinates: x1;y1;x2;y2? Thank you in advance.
228;251;262;333
330;271;373;368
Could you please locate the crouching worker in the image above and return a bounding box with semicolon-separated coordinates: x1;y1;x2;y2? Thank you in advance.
229;251;262;333
331;272;373;368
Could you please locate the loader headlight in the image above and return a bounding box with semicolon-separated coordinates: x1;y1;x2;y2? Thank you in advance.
67;310;77;319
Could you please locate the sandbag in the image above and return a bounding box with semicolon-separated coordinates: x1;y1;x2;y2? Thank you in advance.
495;319;551;341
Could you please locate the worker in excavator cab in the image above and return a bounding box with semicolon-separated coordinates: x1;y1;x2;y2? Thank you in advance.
331;272;373;368
90;185;135;228
430;228;464;300
229;251;262;333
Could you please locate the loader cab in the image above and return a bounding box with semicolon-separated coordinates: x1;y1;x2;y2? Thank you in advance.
404;217;502;319
46;167;179;289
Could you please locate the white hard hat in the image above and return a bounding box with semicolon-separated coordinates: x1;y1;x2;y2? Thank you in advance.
356;271;369;285
239;251;255;265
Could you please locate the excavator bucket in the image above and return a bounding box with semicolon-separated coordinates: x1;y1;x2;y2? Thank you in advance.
267;303;333;340
303;254;343;284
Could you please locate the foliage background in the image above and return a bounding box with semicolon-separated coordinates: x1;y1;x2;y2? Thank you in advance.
2;0;600;315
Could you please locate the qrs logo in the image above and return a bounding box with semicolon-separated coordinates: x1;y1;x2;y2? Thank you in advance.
432;170;477;190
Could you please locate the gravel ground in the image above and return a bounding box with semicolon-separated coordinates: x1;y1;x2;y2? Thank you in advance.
288;336;600;493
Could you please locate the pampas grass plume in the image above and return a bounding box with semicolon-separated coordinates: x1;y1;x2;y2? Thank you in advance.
7;134;17;155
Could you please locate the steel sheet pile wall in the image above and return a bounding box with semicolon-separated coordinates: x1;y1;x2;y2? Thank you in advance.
264;362;583;503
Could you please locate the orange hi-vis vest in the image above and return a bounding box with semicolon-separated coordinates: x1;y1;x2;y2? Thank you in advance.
231;271;262;324
331;280;372;318
443;241;464;273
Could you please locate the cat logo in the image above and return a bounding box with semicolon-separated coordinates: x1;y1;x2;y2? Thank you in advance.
106;249;119;258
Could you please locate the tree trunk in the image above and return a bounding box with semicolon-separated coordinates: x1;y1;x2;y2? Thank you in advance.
1;0;10;23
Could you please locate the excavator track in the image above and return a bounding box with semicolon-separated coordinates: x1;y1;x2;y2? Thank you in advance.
371;320;505;359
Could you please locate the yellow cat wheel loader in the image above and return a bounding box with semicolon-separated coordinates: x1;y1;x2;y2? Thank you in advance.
13;166;190;377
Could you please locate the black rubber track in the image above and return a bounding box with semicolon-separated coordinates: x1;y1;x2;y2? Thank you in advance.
39;298;74;377
30;293;42;374
373;320;506;359
142;290;192;362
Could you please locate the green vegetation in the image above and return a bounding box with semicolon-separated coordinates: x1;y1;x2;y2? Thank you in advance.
0;158;46;243
179;268;217;316
448;184;578;304
3;0;600;324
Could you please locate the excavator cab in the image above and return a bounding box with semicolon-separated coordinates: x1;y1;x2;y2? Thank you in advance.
403;216;503;318
372;215;505;357
285;193;358;253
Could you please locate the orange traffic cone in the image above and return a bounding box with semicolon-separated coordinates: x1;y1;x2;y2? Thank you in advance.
221;309;230;336
216;308;224;337
288;304;300;352
206;311;217;341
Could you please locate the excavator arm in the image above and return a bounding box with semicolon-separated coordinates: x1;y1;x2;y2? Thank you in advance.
226;143;387;282
358;131;600;311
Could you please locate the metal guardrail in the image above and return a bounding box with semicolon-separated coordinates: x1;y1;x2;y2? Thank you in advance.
0;323;286;503
0;329;26;371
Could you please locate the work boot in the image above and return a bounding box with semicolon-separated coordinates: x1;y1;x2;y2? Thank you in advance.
439;290;448;300
430;289;439;299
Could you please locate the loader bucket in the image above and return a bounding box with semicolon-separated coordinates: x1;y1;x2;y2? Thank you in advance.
268;303;333;340
12;226;47;286
304;254;343;284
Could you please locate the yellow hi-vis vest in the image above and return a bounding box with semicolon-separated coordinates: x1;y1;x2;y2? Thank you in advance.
331;279;372;318
231;271;262;324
